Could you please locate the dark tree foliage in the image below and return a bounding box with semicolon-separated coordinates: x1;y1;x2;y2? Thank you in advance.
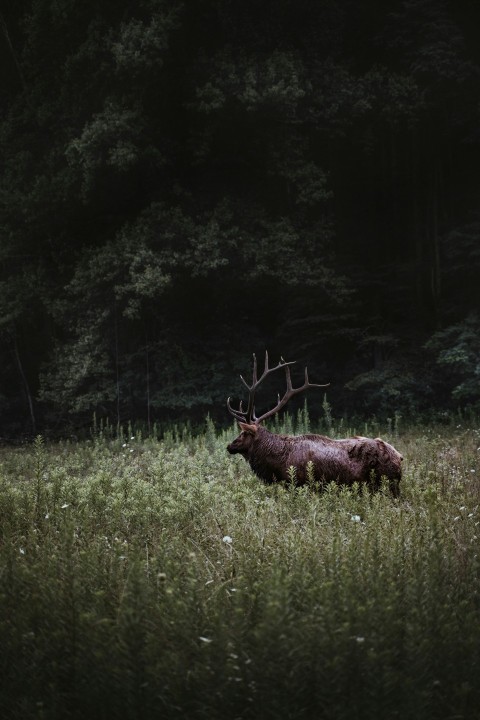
0;0;479;436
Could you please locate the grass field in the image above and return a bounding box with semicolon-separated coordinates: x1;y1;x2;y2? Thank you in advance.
0;418;479;720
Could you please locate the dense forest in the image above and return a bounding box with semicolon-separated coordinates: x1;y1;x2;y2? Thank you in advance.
1;0;480;437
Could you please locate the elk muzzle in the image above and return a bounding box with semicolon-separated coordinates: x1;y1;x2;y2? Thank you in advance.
226;434;249;455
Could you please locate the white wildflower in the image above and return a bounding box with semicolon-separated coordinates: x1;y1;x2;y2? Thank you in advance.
351;515;361;523
222;535;233;544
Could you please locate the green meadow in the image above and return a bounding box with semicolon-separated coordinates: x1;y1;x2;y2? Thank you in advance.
0;418;479;720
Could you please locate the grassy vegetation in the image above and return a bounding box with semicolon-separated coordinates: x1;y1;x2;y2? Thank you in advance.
0;418;479;720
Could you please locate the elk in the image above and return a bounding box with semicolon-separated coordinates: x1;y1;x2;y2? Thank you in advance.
227;353;403;496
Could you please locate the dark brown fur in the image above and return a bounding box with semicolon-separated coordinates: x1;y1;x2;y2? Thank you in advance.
227;424;402;495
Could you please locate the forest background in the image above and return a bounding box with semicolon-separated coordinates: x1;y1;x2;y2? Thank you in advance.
1;0;480;438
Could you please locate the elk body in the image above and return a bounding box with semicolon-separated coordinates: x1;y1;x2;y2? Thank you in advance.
227;353;403;496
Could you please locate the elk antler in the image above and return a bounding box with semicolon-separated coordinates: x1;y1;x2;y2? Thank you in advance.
227;351;329;425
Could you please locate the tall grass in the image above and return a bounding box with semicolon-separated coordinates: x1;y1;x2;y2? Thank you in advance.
0;420;479;719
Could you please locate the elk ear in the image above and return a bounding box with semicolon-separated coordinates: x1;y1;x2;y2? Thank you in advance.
238;422;258;435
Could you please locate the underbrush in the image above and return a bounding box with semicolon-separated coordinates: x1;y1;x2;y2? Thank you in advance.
0;422;479;719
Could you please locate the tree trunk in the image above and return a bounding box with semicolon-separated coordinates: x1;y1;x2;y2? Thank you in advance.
12;328;36;435
0;11;27;91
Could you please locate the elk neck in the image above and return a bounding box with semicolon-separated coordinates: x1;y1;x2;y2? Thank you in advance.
246;425;291;484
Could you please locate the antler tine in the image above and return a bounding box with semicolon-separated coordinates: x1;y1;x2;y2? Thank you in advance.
240;352;258;390
227;353;322;425
255;362;330;424
250;352;297;422
247;352;259;421
245;351;290;423
226;396;248;422
284;363;293;392
230;352;263;424
256;354;296;386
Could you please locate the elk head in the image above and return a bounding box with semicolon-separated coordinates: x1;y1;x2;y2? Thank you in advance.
226;352;328;455
226;421;259;456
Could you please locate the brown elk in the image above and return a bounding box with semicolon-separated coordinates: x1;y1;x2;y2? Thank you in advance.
227;353;403;496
